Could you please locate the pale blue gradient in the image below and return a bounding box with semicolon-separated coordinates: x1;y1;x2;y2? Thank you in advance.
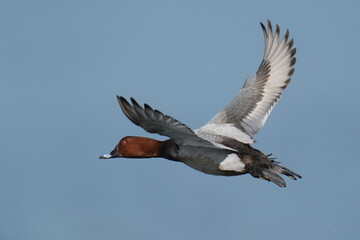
1;0;359;239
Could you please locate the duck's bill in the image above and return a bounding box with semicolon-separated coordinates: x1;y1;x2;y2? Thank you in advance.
99;147;120;159
99;153;112;159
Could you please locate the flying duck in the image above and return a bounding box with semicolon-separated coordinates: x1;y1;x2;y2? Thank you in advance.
100;20;301;187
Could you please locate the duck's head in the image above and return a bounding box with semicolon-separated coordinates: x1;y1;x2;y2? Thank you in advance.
99;136;163;159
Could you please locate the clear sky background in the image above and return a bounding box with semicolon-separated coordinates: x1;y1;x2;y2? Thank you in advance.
1;0;359;239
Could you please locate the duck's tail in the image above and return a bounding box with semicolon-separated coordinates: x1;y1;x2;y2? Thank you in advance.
246;155;302;187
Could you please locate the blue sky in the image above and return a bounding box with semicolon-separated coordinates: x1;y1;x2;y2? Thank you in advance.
1;0;360;239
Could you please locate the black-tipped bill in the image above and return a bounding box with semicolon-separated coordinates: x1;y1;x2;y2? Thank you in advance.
99;147;120;159
99;153;112;159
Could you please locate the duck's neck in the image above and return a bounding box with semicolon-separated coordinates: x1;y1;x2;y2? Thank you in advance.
158;139;179;161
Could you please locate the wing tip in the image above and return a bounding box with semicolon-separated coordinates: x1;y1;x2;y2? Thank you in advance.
260;20;295;50
116;95;125;103
275;24;280;36
267;20;273;36
117;95;128;109
284;29;290;41
115;96;142;126
288;38;295;49
288;68;295;76
130;97;140;106
290;57;296;67
260;21;268;38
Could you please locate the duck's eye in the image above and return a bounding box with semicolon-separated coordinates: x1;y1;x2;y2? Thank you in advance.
121;139;127;145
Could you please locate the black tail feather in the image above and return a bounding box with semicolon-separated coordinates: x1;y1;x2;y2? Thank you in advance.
261;168;287;187
246;158;302;188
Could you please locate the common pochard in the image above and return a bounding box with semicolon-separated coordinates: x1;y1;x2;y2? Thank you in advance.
100;20;301;187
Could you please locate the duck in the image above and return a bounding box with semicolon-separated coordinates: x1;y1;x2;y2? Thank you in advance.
100;20;301;187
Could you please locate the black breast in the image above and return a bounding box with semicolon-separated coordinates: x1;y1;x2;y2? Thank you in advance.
159;139;180;161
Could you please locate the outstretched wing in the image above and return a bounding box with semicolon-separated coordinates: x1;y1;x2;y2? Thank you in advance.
195;20;296;144
118;96;219;148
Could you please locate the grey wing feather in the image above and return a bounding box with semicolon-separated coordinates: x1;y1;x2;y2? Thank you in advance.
118;96;217;148
197;20;296;143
